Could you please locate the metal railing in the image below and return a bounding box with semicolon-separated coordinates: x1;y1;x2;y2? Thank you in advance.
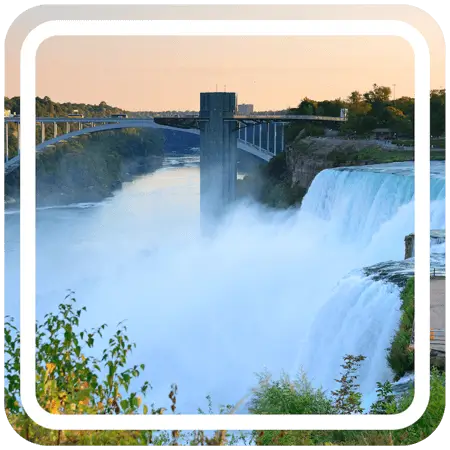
430;267;445;278
409;324;445;351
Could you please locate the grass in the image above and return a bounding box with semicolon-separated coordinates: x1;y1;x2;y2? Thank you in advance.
327;148;445;166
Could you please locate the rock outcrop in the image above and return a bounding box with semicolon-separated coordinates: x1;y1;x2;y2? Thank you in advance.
285;137;386;189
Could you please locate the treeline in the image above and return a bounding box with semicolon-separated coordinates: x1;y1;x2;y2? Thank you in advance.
5;96;126;117
4;97;130;159
286;85;445;139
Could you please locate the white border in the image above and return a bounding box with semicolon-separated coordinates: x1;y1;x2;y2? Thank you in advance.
20;19;430;431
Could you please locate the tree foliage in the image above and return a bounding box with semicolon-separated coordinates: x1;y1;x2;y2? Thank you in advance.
387;278;415;379
4;96;126;118
5;294;154;444
332;355;366;414
283;85;445;140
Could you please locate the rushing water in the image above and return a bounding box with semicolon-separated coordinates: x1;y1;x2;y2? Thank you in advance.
4;158;445;413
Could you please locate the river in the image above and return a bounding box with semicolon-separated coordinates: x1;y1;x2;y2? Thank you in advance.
4;157;445;413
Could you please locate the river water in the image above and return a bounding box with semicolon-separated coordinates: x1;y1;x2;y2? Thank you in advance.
4;157;445;413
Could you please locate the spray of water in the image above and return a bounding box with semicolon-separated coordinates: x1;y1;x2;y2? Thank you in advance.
4;160;445;412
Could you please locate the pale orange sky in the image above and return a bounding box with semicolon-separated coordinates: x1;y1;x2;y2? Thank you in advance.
5;4;445;111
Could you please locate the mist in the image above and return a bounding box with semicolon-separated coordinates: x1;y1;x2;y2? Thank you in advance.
4;159;445;413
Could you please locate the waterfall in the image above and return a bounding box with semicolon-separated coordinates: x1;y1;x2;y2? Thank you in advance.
298;161;445;402
303;272;402;400
4;159;445;413
301;162;444;247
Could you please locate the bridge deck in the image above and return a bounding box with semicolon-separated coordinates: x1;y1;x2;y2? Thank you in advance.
5;114;346;124
231;114;346;122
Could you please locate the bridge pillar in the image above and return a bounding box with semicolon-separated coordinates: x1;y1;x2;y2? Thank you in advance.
266;123;269;152
274;123;277;155
65;122;70;134
259;124;262;151
5;123;8;162
252;124;255;145
53;122;58;138
40;122;45;144
199;92;237;226
281;123;285;152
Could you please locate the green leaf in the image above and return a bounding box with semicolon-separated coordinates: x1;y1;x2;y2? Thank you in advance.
120;399;129;412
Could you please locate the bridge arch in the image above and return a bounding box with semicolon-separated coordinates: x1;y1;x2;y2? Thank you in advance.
5;120;272;175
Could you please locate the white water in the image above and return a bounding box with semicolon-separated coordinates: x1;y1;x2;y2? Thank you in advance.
4;159;445;412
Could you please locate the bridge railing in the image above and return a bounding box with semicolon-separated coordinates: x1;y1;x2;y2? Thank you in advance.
430;267;445;278
410;325;445;350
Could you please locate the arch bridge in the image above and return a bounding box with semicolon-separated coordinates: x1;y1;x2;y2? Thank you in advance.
4;92;346;220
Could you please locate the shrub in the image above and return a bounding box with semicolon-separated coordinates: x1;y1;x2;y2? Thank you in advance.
387;277;414;379
4;294;158;444
389;368;445;445
4;295;245;445
249;371;334;446
332;354;366;414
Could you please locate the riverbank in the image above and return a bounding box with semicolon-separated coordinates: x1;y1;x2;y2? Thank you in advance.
4;128;164;207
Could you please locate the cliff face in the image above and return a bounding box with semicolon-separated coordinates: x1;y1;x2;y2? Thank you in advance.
283;137;420;191
286;149;333;188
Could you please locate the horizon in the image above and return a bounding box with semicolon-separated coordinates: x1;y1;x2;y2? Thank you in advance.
5;83;445;114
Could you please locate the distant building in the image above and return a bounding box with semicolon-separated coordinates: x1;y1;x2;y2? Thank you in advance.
237;104;254;115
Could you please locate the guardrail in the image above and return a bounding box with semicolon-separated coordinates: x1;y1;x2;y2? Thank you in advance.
409;324;445;351
431;267;445;278
430;329;445;344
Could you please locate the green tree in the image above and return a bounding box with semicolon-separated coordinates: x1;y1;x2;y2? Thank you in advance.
364;84;392;103
296;97;318;115
5;294;156;444
331;354;366;414
430;89;445;137
369;381;396;414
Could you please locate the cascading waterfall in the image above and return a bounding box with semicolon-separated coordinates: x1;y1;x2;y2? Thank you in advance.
298;161;445;405
301;162;445;246
3;158;445;412
304;272;403;400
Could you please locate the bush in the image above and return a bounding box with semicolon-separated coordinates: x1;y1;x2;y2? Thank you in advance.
332;355;366;414
389;368;445;445
387;278;414;379
249;371;335;446
4;293;155;444
4;295;246;446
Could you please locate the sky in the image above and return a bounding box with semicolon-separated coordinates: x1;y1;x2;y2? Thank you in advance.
5;4;446;111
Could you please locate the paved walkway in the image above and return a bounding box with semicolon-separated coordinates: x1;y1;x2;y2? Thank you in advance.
430;277;445;353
